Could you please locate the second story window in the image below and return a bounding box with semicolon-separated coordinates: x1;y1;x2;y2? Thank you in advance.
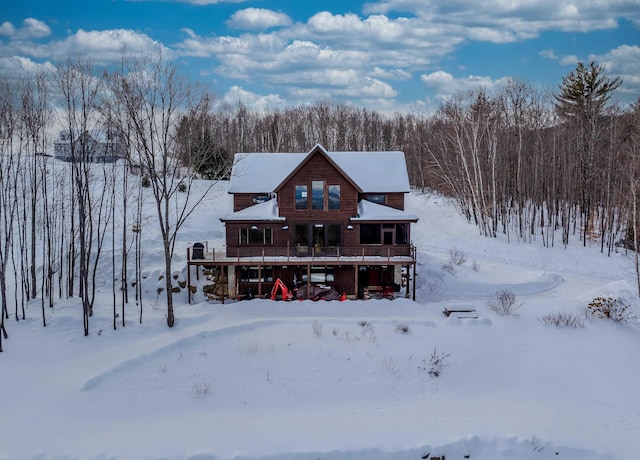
328;185;341;210
312;180;324;210
295;185;307;210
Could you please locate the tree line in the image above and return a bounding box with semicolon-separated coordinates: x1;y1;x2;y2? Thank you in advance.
0;55;227;351
0;57;638;351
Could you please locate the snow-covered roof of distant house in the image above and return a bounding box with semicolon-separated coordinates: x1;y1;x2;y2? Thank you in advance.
220;198;286;222
352;200;419;222
227;145;410;194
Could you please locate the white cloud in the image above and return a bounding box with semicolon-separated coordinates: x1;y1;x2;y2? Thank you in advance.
0;56;55;78
0;21;16;36
369;67;412;80
560;55;579;66
591;45;640;96
364;0;640;40
5;28;172;63
0;18;51;40
420;70;508;101
539;49;558;60
221;85;286;112
227;8;291;30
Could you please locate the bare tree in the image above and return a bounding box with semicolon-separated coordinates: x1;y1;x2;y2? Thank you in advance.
107;54;218;327
53;58;104;336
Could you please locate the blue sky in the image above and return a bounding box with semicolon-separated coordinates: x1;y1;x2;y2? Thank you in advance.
1;0;639;113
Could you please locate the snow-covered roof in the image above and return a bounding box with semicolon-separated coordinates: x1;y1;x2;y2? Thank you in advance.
220;198;286;222
352;199;419;222
227;146;410;194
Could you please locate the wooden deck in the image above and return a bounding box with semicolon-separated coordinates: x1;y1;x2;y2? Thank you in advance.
187;243;417;267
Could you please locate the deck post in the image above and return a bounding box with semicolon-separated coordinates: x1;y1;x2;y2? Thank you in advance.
412;260;417;301
187;247;192;304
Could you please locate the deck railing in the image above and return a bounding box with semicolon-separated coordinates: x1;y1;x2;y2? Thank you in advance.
188;243;416;264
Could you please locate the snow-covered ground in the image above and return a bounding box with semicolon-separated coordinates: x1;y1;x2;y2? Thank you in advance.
2;181;640;460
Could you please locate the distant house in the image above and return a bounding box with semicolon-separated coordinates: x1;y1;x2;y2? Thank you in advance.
54;129;126;162
187;144;418;301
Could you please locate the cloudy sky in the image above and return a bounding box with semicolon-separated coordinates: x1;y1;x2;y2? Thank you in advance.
1;0;639;112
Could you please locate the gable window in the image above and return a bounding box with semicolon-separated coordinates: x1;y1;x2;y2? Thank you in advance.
328;185;341;210
252;193;271;205
240;227;272;244
364;194;386;205
295;185;307;210
312;180;325;210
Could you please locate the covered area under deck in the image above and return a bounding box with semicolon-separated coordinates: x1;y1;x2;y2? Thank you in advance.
186;243;417;303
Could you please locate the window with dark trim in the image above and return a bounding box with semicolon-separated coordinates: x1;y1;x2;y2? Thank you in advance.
295;185;307;210
301;266;335;283
364;194;386;204
240;227;272;244
312;180;324;210
239;266;273;282
360;223;408;245
328;185;341;210
251;193;271;204
295;224;309;246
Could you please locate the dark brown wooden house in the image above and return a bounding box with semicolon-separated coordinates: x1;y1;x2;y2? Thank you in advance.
187;144;418;301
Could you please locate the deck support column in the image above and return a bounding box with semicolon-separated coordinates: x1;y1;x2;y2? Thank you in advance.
354;265;358;299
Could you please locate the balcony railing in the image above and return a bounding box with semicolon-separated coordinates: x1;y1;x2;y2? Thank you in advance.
188;243;416;264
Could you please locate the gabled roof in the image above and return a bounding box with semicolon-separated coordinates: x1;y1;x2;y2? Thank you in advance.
227;144;410;194
273;144;361;193
220;198;286;222
352;200;419;222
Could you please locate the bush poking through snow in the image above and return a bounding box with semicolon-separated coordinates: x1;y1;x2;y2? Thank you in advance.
539;312;584;328
380;356;399;376
190;382;212;399
312;320;323;337
395;323;411;334
586;296;630;323
442;261;456;275
420;348;451;378
487;289;522;316
448;247;468;266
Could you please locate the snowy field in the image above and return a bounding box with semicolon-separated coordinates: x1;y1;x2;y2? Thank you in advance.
2;180;640;460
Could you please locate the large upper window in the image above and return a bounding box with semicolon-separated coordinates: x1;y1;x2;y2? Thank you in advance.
312;180;324;210
295;185;307;210
328;185;341;210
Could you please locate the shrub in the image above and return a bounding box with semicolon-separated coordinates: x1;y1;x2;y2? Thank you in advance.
442;261;456;275
448;247;468;266
177;181;187;192
141;175;151;187
190;382;212;399
312;320;323;337
395;323;411;334
487;289;522;316
419;348;450;378
539;312;584;328
586;296;630;323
